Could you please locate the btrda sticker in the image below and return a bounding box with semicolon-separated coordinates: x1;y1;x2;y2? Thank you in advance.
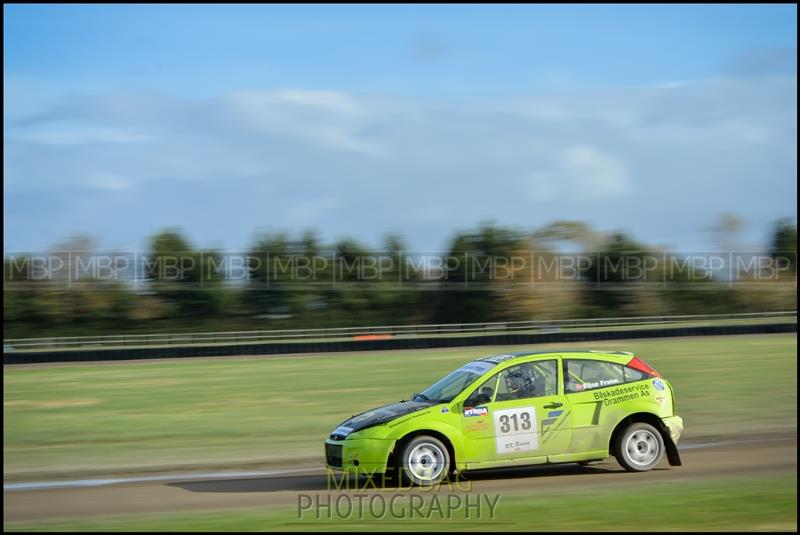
463;406;489;417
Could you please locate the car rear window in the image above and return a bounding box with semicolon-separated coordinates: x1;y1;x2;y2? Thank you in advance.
623;366;650;383
564;359;650;393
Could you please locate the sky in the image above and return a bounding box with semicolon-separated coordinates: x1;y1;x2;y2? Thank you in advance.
3;4;797;253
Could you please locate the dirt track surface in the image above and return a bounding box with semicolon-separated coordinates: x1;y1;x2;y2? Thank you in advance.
4;437;796;523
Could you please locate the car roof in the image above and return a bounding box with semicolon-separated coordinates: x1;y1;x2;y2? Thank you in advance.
478;349;635;366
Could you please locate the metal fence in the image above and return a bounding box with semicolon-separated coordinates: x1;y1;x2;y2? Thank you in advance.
4;310;796;352
5;322;797;365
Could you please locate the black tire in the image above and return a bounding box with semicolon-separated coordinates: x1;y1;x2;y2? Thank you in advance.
398;435;451;486
614;422;665;472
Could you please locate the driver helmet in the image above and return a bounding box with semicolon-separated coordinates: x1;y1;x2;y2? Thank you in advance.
505;368;534;395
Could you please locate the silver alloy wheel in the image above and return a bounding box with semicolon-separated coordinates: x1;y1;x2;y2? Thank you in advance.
625;429;660;467
406;441;446;482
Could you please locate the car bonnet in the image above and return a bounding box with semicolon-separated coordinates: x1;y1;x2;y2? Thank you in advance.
332;400;433;438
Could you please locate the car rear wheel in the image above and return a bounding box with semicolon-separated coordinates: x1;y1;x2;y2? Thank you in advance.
615;422;665;472
399;435;451;486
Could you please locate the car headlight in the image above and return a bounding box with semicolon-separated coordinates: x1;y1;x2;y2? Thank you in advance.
330;425;354;440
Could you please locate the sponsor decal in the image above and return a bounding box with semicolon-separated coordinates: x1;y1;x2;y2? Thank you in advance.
652;379;666;391
441;407;449;413
463;406;489;417
592;383;651;406
332;426;354;438
547;410;564;418
576;378;621;391
458;361;496;375
465;419;491;432
483;354;517;363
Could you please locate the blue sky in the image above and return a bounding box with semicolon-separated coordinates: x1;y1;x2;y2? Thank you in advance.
4;4;797;252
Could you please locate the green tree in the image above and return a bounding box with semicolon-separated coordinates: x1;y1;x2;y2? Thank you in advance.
770;218;797;273
432;224;528;323
579;233;661;316
147;229;223;317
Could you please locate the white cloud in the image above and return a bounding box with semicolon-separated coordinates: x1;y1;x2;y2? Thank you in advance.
560;145;632;198
219;89;380;155
13;122;154;146
264;89;365;115
522;146;631;202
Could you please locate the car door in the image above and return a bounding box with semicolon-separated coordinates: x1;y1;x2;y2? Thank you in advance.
459;359;571;467
562;357;661;456
562;357;628;454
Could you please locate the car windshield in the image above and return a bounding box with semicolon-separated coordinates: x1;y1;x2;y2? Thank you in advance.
413;360;496;403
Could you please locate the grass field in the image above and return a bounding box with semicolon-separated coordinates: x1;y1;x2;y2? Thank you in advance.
5;473;796;532
3;334;797;479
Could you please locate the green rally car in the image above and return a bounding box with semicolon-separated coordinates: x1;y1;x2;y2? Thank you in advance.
325;350;683;485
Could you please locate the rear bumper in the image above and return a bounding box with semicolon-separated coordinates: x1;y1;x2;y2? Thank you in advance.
661;415;684;444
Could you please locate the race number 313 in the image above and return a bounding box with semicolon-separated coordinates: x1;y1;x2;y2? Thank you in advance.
493;407;538;454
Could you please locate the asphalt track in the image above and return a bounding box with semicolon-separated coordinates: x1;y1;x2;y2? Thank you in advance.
4;436;796;523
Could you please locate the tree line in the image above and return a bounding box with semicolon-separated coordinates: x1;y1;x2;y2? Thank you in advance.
3;218;796;339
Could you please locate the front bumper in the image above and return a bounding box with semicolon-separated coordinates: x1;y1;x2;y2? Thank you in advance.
662;415;684;444
324;437;396;474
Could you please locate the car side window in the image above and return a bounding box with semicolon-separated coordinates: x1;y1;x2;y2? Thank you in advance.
463;374;499;406
564;359;625;393
531;360;558;397
465;360;559;405
494;361;558;401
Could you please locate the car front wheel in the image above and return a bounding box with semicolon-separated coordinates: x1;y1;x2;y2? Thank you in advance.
399;435;451;486
615;422;665;472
